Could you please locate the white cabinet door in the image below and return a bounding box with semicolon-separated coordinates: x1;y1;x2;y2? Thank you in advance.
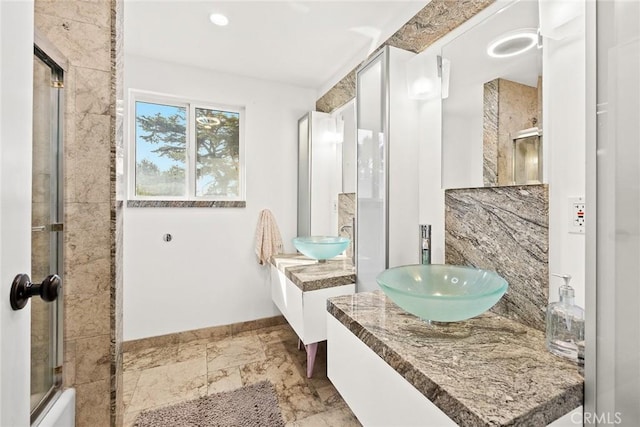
270;266;304;339
302;283;355;344
271;265;354;344
327;315;456;427
547;407;583;426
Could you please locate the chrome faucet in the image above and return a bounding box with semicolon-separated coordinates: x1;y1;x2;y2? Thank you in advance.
339;224;352;234
420;224;431;265
339;218;356;265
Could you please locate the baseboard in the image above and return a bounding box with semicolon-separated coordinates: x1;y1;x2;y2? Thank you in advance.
122;315;287;352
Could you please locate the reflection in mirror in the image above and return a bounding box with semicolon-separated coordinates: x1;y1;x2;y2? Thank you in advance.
297;104;356;239
513;127;542;185
483;76;542;186
297;111;341;237
441;0;542;190
335;100;356;194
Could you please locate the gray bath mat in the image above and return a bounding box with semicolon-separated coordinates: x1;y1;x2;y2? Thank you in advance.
134;380;285;427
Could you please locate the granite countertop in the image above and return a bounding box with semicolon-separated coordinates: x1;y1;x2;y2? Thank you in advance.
270;253;355;292
327;291;584;427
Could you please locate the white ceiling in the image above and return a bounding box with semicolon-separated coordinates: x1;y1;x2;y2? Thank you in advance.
123;1;428;93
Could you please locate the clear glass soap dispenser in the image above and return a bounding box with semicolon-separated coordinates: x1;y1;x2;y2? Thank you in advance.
545;274;585;363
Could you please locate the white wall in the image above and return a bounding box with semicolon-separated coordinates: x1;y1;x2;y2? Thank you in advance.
388;47;420;269
123;54;316;340
417;92;446;264
543;4;587;308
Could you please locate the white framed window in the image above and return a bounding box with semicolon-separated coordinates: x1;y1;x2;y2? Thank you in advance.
128;90;246;202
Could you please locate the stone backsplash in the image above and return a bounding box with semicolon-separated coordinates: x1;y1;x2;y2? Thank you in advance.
338;193;355;260
445;185;549;330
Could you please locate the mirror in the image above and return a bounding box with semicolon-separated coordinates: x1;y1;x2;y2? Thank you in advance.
441;0;543;190
336;100;356;195
297;103;356;238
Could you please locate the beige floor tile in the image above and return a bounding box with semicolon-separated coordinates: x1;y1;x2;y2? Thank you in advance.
277;383;327;423
207;334;266;371
264;335;304;355
127;358;207;413
315;384;349;410
122;410;141;427
230;329;259;339
257;324;299;344
176;339;208;363
286;407;362;427
207;367;243;394
308;373;333;392
240;354;307;392
122;323;360;426
122;369;141;411
123;344;178;371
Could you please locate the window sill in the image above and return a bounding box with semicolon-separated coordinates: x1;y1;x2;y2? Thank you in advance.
127;200;246;208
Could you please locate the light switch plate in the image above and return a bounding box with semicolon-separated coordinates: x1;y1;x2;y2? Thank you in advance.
569;196;585;234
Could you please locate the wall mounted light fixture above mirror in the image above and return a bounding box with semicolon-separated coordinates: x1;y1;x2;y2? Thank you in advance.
441;0;543;190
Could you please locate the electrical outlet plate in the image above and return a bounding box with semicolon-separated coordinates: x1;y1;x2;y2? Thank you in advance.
569;196;585;234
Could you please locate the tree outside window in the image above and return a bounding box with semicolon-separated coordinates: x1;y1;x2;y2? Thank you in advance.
132;96;244;200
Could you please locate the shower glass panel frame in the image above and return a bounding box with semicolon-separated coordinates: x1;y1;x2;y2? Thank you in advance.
297;114;311;237
31;44;64;424
356;49;389;293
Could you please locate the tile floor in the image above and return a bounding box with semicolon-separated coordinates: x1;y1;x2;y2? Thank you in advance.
123;323;362;426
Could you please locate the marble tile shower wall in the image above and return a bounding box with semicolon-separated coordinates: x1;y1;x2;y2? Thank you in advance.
445;185;549;331
113;0;125;425
35;1;116;425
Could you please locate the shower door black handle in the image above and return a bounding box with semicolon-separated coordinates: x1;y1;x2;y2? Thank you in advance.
9;273;61;310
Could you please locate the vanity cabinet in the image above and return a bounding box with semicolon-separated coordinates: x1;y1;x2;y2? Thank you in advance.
269;261;354;377
326;292;584;427
327;315;456;427
327;316;583;427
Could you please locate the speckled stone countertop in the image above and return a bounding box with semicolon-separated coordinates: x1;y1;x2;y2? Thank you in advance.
327;291;584;427
270;254;355;292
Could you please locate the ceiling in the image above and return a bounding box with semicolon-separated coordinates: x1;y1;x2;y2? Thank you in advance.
123;1;428;92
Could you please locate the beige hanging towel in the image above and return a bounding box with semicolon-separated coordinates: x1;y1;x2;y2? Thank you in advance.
254;209;284;265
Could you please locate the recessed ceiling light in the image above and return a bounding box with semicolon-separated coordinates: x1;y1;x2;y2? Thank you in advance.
487;29;538;58
209;13;229;26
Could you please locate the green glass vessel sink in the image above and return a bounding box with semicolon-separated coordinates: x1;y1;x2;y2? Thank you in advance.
293;236;350;261
376;264;508;322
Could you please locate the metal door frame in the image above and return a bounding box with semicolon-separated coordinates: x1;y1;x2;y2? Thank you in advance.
31;34;65;425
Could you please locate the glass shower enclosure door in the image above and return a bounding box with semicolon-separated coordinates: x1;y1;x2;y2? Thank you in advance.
31;46;64;422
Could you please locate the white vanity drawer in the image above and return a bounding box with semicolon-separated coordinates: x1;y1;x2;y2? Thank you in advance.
271;265;354;344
